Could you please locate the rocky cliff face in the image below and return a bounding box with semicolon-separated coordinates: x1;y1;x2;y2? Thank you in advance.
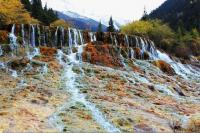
0;24;200;132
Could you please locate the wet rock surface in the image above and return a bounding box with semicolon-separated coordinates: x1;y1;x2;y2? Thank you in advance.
0;45;200;133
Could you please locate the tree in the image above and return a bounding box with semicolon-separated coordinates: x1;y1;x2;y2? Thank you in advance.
0;0;38;28
21;0;32;11
107;16;115;32
97;21;103;32
21;0;58;25
50;19;71;28
141;6;149;20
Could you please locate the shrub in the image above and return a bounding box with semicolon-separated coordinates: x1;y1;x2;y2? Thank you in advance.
50;19;72;29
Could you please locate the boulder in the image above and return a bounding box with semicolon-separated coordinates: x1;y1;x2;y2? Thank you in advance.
152;60;176;75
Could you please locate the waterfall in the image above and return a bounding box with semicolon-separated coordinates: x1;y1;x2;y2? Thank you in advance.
139;38;146;54
43;26;47;46
110;33;114;45
68;28;73;52
0;46;3;56
61;27;65;48
31;25;36;47
130;48;135;59
27;48;40;60
9;24;18;53
78;30;84;45
149;41;158;59
55;27;59;47
50;41;120;132
157;50;200;81
37;25;41;46
21;24;25;46
72;28;79;47
125;35;129;47
135;37;139;48
89;32;96;42
114;35;118;46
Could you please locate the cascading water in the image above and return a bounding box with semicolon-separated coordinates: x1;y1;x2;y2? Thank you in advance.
135;37;139;48
125;35;129;47
130;48;135;59
55;27;59;47
114;35;118;46
0;46;3;56
31;25;36;47
27;48;40;60
50;29;120;132
89;32;96;42
68;28;73;52
72;28;79;47
61;27;65;47
37;25;41;46
78;30;84;45
156;50;200;81
9;24;18;55
21;24;25;46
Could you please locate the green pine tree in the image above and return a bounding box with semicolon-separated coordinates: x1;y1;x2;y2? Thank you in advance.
21;0;58;25
97;21;103;32
107;16;115;32
141;6;149;20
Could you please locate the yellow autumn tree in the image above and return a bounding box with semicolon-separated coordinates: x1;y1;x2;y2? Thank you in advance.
0;0;38;26
50;19;72;28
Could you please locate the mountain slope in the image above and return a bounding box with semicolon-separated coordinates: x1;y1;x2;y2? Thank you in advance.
58;11;107;31
149;0;200;31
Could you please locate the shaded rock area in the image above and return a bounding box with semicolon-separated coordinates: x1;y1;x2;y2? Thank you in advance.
152;60;176;75
82;42;123;68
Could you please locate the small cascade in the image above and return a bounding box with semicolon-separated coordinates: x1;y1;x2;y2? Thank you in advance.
61;27;65;47
0;62;6;69
0;46;3;56
114;35;118;46
125;35;129;47
37;25;41;46
89;32;96;42
78;30;84;45
149;41;158;59
130;48;135;59
68;28;73;52
139;38;146;59
39;64;48;75
157;50;200;81
55;27;59;47
110;33;114;45
43;26;47;46
21;24;25;46
27;48;40;60
9;24;18;54
31;25;36;47
135;37;139;48
72;28;79;47
9;69;18;78
50;40;120;132
154;84;178;98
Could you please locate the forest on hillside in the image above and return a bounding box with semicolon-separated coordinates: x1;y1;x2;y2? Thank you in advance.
149;0;200;32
